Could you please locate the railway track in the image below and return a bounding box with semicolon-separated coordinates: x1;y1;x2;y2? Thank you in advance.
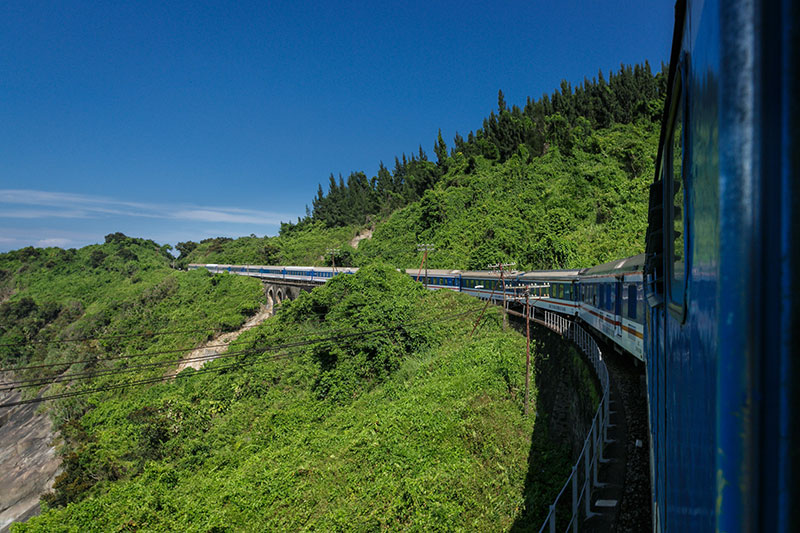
594;333;651;531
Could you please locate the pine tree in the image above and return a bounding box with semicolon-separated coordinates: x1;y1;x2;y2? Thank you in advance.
434;129;449;168
498;89;507;113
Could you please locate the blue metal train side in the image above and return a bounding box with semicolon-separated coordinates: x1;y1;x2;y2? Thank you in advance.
644;0;798;530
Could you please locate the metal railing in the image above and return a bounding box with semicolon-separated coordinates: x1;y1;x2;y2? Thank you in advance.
532;309;611;533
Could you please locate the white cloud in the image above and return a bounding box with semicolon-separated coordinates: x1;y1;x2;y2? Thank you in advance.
172;209;286;225
0;189;293;225
36;238;74;248
0;209;91;219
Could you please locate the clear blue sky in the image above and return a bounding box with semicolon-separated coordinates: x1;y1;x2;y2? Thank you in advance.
0;0;675;252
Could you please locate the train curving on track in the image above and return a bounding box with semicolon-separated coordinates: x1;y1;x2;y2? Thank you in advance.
190;0;799;530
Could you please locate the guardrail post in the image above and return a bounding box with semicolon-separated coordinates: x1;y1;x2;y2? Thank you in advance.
603;392;612;445
549;505;556;533
593;423;606;485
584;446;594;517
571;465;579;533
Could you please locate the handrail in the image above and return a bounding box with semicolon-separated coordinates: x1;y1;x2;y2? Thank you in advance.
530;309;610;533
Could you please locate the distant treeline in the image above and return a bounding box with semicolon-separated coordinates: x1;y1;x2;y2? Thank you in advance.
284;61;666;233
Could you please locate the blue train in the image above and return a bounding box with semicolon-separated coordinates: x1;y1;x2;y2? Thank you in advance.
189;1;799;529
642;0;798;530
188;260;647;362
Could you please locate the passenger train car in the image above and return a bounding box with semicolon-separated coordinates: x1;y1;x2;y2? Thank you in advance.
643;0;798;530
578;255;645;360
190;262;645;361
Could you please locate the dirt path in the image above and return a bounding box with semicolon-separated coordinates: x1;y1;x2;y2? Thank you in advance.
0;387;60;533
174;302;274;373
349;228;372;248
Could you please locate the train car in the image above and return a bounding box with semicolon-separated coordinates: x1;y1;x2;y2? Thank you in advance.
457;270;509;302
402;268;462;291
578;255;645;361
643;0;798;530
517;269;582;316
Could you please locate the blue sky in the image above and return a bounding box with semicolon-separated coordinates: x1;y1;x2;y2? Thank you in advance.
0;1;675;252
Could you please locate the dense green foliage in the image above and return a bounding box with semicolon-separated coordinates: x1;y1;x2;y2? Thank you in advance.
176;223;359;269
355;121;658;270
0;235;263;370
297;62;664;231
0;235;265;505
11;264;569;531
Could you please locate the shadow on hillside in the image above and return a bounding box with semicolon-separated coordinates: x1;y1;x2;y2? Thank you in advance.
507;321;597;532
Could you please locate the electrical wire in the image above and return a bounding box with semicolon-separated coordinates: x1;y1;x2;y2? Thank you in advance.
0;322;266;348
0;308;480;401
1;321;409;391
0;303;366;349
0;350;300;409
2;307;475;375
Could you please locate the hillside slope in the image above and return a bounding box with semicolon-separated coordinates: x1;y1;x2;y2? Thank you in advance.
180;119;657;272
356;121;657;270
10;265;570;531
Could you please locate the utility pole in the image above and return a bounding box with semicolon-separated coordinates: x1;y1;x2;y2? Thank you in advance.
524;288;531;416
507;283;548;416
488;262;515;330
416;244;435;289
326;248;340;275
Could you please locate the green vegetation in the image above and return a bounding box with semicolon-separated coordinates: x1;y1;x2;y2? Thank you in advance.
10;264;568;531
0;234;266;507
299;62;663;232
2;63;652;531
184;63;663;271
175;222;359;269
1;234;263;373
355;121;657;270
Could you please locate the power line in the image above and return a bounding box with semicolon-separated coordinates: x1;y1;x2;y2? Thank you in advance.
0;351;299;409
0;344;267;391
0;322;269;349
0;308;480;396
2;307;474;375
0;301;384;351
1;323;406;391
0;338;257;373
0;306;483;409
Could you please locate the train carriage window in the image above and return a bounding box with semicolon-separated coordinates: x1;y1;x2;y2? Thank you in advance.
666;63;687;316
670;83;685;304
622;283;629;313
637;284;645;321
628;284;637;319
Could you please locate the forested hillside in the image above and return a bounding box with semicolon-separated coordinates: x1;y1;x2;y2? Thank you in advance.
183;62;664;270
4;260;573;531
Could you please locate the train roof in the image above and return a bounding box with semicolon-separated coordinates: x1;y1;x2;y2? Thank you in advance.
403;268;463;276
517;269;582;281
579;254;645;278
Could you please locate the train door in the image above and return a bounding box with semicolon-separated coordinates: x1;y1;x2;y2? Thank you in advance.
614;278;623;336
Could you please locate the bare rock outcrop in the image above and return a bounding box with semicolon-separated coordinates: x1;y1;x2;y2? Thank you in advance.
0;387;60;532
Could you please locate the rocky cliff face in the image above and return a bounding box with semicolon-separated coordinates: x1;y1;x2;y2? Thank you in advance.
0;388;60;533
530;322;599;460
